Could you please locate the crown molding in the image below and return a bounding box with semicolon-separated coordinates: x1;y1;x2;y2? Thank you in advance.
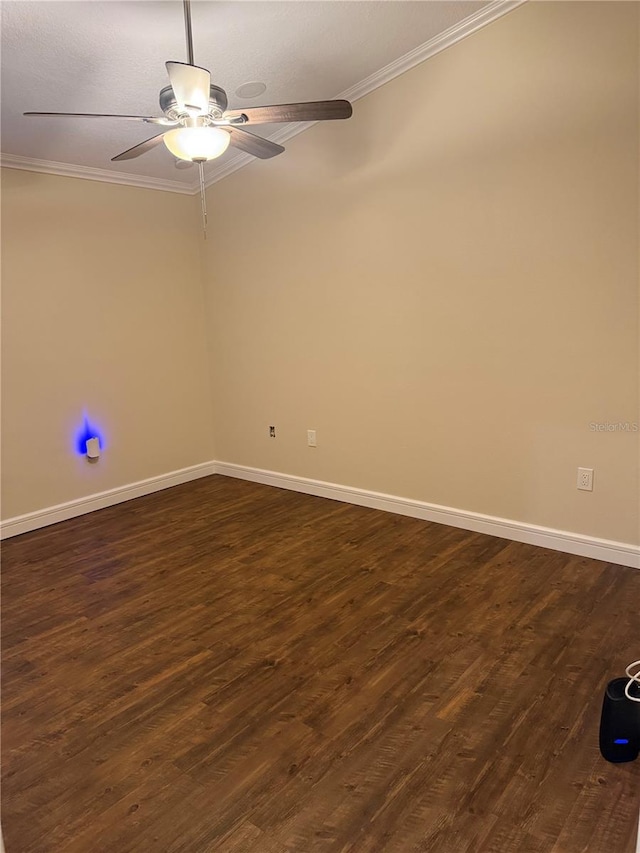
0;152;194;195
1;0;526;194
343;0;526;104
203;0;527;188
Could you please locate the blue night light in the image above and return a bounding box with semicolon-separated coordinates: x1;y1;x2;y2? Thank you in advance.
74;414;106;457
614;738;629;745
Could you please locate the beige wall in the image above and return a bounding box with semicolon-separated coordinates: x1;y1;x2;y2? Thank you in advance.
1;170;214;518
203;1;639;545
2;2;637;546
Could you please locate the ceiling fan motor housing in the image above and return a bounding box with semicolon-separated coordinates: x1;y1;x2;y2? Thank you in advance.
159;84;228;121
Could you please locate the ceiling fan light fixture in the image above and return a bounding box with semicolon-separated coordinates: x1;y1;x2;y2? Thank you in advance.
163;126;230;161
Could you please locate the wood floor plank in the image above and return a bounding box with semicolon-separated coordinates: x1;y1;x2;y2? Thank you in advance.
2;474;639;852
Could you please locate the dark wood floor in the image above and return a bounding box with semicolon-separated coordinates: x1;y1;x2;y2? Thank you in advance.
2;475;639;853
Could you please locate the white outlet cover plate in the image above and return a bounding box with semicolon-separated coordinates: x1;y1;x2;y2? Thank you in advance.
577;467;594;491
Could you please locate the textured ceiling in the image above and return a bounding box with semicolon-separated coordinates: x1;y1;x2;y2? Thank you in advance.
1;1;494;188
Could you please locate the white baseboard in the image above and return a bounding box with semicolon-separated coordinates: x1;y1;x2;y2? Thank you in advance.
0;461;216;539
214;462;640;570
3;459;638;569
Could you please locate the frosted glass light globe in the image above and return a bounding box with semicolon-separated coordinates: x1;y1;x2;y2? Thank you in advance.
163;126;230;161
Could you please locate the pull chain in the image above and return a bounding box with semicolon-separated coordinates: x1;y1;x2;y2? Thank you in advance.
198;161;207;238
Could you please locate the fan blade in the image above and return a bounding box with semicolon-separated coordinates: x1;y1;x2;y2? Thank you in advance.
111;132;167;162
166;61;210;115
224;100;352;125
24;112;176;125
226;127;284;159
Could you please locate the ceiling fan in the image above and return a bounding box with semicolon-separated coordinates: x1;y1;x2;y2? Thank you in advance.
24;0;353;232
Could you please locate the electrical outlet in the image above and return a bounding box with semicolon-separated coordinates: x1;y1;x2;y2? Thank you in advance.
307;429;317;447
577;467;593;491
269;426;276;438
